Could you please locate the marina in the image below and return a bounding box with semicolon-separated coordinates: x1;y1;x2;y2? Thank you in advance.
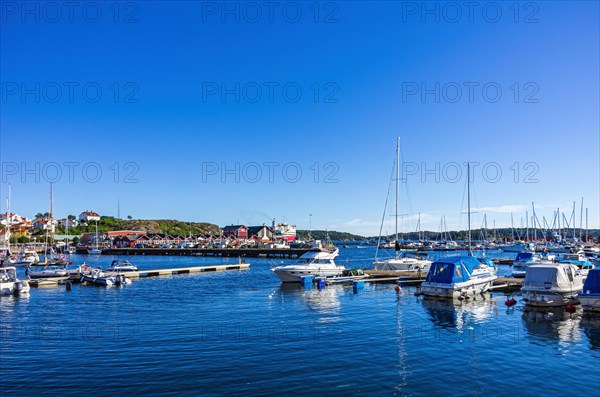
2;2;599;395
1;249;599;397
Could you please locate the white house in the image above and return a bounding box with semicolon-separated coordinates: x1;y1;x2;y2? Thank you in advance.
79;211;101;223
0;213;28;226
33;218;58;232
59;218;79;228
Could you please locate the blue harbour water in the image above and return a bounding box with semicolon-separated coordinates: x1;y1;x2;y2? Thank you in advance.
1;248;599;396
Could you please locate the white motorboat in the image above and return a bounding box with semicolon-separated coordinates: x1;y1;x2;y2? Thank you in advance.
579;268;600;312
88;248;102;255
272;245;344;283
105;259;138;272
27;264;68;279
374;251;432;272
0;266;30;296
521;262;584;307
419;255;498;298
11;248;40;266
81;268;131;286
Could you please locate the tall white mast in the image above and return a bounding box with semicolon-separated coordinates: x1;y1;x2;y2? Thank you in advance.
579;197;584;240
467;162;472;256
395;136;399;257
6;183;11;254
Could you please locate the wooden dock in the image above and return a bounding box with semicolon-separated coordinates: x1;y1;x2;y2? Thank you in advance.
362;270;524;293
28;263;250;287
113;263;250;278
80;247;309;259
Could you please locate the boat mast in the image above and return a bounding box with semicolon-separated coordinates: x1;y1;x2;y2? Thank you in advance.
585;208;588;242
571;201;576;241
579;197;584;240
510;212;514;241
395;137;399;258
467;162;472;256
6;183;11;254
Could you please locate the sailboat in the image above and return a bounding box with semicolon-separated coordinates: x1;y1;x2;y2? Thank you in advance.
419;162;497;298
373;137;431;272
88;220;102;255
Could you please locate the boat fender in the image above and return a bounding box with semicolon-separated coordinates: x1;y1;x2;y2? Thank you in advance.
394;285;401;292
505;298;517;307
565;304;576;313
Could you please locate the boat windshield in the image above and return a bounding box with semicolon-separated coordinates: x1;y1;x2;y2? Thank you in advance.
426;262;455;284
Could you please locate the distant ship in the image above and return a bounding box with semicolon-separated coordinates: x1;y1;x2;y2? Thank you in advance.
274;222;296;242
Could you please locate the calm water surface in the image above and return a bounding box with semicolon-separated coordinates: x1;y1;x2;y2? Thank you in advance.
1;248;599;396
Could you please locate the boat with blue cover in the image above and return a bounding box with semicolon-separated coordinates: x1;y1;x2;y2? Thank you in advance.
419;255;497;298
579;268;600;312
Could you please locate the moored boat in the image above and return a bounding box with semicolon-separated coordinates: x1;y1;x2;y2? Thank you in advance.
105;259;138;272
272;244;344;283
374;251;432;272
27;264;68;279
521;262;584;307
0;266;30;296
81;268;131;286
579;268;600;312
419;255;498;298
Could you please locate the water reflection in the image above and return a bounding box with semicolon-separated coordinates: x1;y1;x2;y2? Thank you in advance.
579;314;600;350
421;294;499;330
521;307;582;345
395;293;409;394
271;283;341;319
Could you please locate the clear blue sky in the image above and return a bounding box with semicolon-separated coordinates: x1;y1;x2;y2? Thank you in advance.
1;1;598;236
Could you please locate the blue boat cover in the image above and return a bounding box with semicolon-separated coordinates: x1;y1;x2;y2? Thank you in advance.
582;269;600;295
425;255;482;284
515;252;533;261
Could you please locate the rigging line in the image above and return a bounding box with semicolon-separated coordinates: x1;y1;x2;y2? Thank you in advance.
375;151;397;260
398;143;415;232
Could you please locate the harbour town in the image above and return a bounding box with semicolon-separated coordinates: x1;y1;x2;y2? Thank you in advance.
2;2;599;396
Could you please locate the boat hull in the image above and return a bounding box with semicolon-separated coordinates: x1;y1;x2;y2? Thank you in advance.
578;295;600;312
273;268;343;283
81;275;114;286
0;281;16;296
522;290;580;307
420;277;496;298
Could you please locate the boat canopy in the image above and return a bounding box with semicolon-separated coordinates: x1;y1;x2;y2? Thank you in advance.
425;256;482;284
515;252;534;261
582;269;600;295
523;264;579;289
